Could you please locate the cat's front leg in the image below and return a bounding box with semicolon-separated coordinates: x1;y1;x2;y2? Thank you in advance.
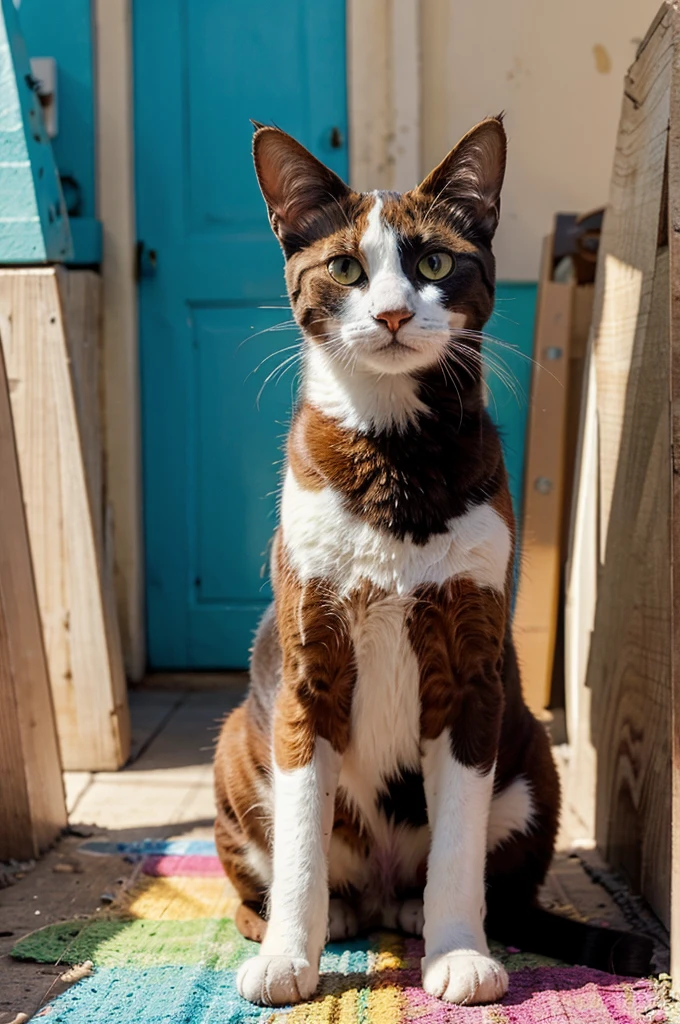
237;561;354;1007
237;732;340;1005
413;583;509;1005
421;730;508;1004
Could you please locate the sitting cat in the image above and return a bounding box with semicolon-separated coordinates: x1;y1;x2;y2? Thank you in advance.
214;116;652;1007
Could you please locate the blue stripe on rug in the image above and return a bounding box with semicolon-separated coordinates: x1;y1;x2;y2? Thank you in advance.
41;965;263;1024
41;946;372;1023
78;839;218;858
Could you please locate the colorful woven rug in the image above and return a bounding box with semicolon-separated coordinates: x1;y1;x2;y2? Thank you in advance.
11;839;667;1023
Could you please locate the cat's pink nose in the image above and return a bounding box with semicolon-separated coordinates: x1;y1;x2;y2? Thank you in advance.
374;308;414;334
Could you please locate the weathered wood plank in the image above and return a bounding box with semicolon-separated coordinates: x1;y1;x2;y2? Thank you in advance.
593;7;674;554
564;339;599;839
591;244;671;925
514;238;572;712
564;4;677;932
666;2;680;988
0;268;130;771
0;339;66;860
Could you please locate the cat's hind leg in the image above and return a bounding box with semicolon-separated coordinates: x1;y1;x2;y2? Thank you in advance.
214;704;272;906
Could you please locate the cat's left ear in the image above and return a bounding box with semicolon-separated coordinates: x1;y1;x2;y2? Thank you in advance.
253;124;350;246
416;116;507;240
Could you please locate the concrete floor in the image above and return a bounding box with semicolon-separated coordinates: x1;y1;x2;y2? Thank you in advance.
0;682;670;1023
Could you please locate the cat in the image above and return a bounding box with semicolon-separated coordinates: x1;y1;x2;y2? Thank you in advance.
213;117;653;1007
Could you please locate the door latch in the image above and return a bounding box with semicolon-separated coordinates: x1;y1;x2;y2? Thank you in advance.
135;241;158;281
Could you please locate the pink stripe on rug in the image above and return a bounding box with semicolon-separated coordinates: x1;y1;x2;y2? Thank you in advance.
380;963;665;1022
501;967;666;1023
141;854;224;877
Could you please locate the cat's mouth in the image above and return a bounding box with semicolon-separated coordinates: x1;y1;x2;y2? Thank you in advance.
351;328;446;376
374;338;416;353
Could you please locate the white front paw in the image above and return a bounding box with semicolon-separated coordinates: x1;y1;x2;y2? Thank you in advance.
422;951;508;1005
236;954;319;1006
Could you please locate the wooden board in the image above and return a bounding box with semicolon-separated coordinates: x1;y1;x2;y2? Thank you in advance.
591;244;671;926
593;9;674;556
0;268;130;771
667;3;680;989
514;238;572;712
564;3;679;940
564;340;599;839
0;339;66;860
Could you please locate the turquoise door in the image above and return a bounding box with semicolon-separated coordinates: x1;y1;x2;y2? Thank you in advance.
133;1;348;668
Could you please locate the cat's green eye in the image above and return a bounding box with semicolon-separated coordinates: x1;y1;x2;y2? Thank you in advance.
328;256;363;286
418;252;454;282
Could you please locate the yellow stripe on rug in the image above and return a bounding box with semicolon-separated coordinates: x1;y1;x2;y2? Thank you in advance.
116;874;240;921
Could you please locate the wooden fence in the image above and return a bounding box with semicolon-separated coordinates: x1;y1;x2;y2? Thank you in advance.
563;1;680;985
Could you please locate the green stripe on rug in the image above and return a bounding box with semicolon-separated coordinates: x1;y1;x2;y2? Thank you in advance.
11;917;256;969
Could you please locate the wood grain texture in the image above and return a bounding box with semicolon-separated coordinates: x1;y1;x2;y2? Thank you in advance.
592;8;674;555
0;339;66;860
0;269;130;771
591;245;671;926
667;2;680;989
514;238;572;712
565;3;678;934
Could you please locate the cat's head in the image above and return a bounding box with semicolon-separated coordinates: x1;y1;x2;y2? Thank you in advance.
253;117;505;380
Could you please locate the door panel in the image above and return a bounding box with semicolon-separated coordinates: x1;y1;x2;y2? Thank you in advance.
193;307;291;605
134;0;348;667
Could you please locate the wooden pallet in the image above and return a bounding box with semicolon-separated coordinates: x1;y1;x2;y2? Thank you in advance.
564;1;680;989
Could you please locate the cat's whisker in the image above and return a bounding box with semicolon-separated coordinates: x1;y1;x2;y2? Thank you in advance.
247;343;302;379
451;334;526;405
460;328;562;386
489;309;521;328
236;319;298;351
269;354;303;391
256;352;302;408
479;350;527;406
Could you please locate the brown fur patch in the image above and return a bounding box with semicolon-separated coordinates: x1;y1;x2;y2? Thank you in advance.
408;577;508;772
379;191;480;254
272;544;356;770
213;703;271;903
288;398;504;544
235;902;268;943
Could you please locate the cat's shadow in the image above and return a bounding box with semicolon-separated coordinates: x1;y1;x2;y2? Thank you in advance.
312;961;642;1009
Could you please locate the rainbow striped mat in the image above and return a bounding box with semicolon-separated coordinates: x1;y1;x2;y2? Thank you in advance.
11;839;667;1023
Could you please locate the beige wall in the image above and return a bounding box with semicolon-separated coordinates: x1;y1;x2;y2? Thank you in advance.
419;0;660;280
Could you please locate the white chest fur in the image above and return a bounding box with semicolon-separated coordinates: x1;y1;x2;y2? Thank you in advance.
280;467;511;597
339;594;421;816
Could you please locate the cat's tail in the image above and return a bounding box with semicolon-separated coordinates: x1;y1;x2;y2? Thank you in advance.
487;904;654;977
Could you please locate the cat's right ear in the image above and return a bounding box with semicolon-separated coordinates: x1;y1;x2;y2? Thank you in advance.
252;125;350;247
